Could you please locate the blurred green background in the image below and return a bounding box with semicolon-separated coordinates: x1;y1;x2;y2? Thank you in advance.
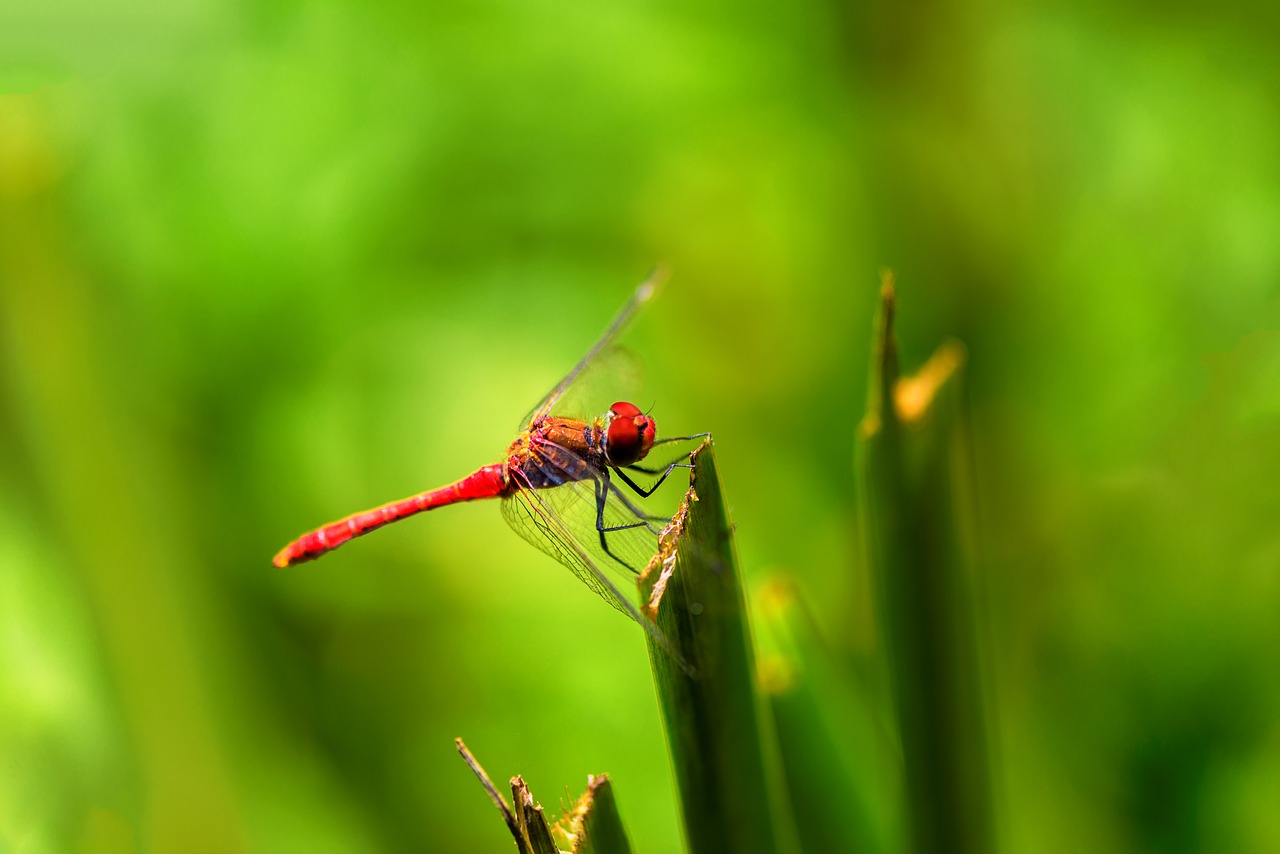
3;0;1279;851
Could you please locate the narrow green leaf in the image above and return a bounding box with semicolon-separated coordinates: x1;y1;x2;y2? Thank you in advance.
754;576;894;854
857;278;994;854
568;775;633;854
638;440;799;854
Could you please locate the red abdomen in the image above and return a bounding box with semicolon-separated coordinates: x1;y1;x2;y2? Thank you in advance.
273;464;509;567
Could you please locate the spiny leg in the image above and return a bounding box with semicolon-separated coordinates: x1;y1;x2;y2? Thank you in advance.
617;431;708;491
597;473;664;533
614;457;693;499
593;474;651;575
649;432;710;448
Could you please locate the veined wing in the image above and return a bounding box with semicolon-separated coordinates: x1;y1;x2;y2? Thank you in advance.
519;268;666;428
500;452;685;667
516;346;645;427
500;487;637;618
523;441;667;577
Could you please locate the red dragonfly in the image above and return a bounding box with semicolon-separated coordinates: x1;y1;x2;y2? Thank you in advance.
274;272;705;657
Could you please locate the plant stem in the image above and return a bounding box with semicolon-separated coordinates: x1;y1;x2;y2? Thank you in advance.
639;440;798;854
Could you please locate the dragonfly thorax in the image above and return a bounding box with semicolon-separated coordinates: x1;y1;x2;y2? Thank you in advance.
602;401;655;468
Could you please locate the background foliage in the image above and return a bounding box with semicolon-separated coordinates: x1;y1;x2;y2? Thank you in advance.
2;1;1278;851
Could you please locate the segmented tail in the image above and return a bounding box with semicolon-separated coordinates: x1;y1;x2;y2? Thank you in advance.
273;464;508;567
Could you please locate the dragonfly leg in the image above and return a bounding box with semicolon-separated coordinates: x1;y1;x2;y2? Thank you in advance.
649;432;711;448
600;477;665;535
623;434;709;482
592;475;651;575
614;458;692;498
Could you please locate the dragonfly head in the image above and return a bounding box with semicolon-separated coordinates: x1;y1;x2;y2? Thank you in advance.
603;401;656;467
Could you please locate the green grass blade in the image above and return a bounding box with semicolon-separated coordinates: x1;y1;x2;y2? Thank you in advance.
568;775;633;854
755;577;893;854
857;279;994;854
638;440;798;854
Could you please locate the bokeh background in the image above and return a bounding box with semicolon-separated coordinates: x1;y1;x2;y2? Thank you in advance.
3;1;1279;852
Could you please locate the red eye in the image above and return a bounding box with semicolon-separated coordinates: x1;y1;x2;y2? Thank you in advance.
607;416;640;454
604;404;656;467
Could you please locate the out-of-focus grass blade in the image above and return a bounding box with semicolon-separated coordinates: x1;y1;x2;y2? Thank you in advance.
857;277;994;854
638;440;799;854
567;775;632;854
755;576;895;854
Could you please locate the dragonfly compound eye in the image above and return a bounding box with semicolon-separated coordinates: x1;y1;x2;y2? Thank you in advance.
605;403;656;467
610;401;643;419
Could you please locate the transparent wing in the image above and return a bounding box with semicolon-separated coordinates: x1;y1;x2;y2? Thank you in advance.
517;268;665;428
500;444;686;665
501;487;640;619
529;444;666;575
515;346;646;428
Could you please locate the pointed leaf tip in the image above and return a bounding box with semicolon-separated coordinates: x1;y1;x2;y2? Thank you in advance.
879;268;896;309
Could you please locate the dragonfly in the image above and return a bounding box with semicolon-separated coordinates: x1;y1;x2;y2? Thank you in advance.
273;271;706;660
